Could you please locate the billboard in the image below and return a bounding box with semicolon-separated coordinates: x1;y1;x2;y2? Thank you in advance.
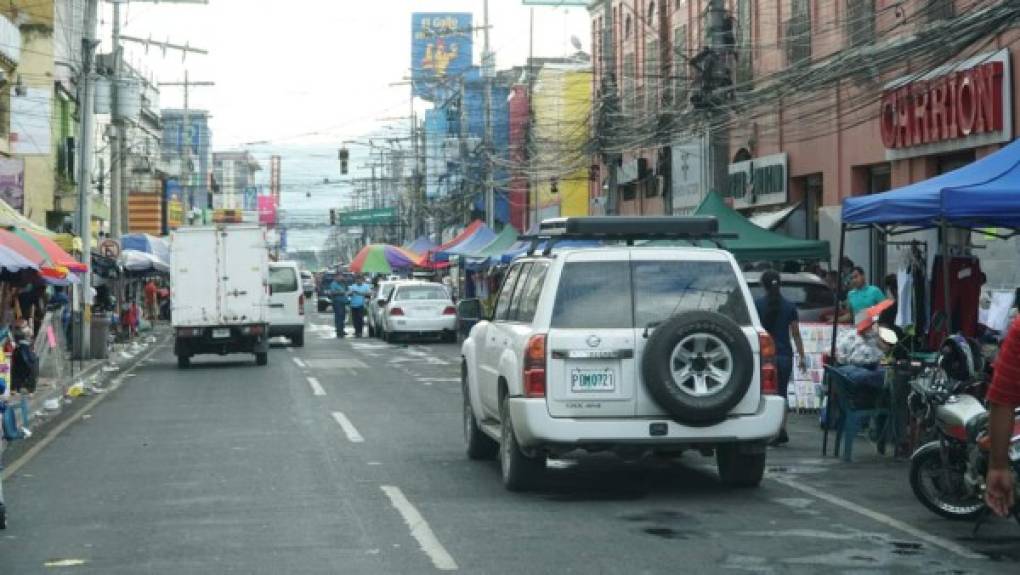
258;195;277;225
0;157;24;212
412;13;473;101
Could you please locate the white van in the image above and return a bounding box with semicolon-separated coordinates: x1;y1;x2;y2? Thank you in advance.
268;261;306;347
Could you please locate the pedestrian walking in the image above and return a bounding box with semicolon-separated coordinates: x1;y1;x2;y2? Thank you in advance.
985;315;1020;517
327;275;349;338
348;275;372;338
144;279;158;321
754;270;806;445
840;266;886;322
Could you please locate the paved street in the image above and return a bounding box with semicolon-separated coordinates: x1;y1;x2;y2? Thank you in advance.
1;309;1018;574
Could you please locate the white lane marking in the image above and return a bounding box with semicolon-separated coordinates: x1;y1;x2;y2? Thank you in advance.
417;377;459;383
380;485;458;571
292;357;307;368
331;411;364;443
769;475;985;560
307;376;326;396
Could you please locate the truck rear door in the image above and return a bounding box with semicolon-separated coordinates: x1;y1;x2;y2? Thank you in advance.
218;229;267;324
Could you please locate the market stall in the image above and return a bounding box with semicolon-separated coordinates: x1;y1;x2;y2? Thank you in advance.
349;244;425;275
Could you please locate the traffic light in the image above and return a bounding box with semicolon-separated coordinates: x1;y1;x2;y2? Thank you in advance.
338;148;349;175
329;208;337;226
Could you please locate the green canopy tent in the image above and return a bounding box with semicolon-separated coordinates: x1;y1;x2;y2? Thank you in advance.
460;226;520;268
692;192;830;262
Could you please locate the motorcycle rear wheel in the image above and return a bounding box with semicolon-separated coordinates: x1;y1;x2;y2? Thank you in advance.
909;442;985;520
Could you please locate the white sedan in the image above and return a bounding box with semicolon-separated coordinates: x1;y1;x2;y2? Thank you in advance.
379;282;457;343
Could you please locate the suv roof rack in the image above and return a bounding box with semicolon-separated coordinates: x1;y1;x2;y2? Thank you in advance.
524;216;737;255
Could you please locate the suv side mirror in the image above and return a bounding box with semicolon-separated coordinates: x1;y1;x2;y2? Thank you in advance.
457;298;482;321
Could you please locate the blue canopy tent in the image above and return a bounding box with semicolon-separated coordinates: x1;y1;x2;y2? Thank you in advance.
120;234;171;266
404;236;437;255
828;137;1020;459
434;224;496;262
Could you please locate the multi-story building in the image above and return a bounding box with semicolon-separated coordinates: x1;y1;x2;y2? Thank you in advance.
211;150;261;211
161;109;212;216
590;0;1020;285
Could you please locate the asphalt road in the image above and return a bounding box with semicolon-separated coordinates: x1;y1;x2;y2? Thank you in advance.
1;309;1018;574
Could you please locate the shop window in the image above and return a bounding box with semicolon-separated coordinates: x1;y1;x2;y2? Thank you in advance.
846;0;875;48
785;0;811;66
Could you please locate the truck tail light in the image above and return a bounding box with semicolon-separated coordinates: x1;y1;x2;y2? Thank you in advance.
523;334;547;398
389;307;405;316
442;306;456;315
298;294;305;315
177;327;202;338
758;331;779;395
241;325;265;336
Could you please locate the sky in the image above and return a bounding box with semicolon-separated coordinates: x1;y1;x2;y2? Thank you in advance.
103;0;591;250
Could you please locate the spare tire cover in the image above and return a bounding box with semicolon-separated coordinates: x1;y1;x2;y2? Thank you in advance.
641;311;754;425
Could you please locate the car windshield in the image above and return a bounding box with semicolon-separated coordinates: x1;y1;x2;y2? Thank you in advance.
551;260;751;328
269;267;298;293
748;281;834;310
394;286;448;301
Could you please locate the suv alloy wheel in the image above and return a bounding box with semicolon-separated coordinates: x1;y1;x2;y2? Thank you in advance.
499;394;545;491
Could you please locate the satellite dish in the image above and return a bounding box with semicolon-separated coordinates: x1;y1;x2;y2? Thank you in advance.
570;36;582;51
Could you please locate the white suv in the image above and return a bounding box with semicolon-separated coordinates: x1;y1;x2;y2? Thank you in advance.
461;217;785;491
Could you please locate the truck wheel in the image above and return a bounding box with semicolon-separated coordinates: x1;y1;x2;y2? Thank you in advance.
641;311;753;426
716;444;765;488
463;364;497;460
255;352;268;366
292;332;305;347
177;355;190;369
499;394;544;491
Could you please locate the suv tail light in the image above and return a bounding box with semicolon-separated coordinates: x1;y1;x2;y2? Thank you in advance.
758;331;779;395
389;307;405;316
298;294;305;315
523;334;547;398
442;306;456;315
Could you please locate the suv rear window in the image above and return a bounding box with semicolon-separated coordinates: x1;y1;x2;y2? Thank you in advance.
551;260;751;329
269;267;298;293
394;285;449;301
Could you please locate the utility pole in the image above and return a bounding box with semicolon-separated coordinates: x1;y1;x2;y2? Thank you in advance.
76;0;99;359
600;0;618;216
705;0;731;198
482;0;495;229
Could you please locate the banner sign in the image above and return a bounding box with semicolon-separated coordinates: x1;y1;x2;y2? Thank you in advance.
339;207;397;226
257;195;277;225
412;13;473;101
0;157;25;212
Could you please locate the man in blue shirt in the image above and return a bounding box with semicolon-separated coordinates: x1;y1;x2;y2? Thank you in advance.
348;275;373;338
842;266;886;322
327;276;349;338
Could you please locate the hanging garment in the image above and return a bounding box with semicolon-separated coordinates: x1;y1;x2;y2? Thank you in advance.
896;268;914;327
930;256;983;348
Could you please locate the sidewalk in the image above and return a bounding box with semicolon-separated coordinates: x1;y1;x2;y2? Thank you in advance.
16;325;171;434
768;412;1020;562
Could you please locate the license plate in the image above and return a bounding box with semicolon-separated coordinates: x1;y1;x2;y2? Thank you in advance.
212;328;230;339
570;368;615;392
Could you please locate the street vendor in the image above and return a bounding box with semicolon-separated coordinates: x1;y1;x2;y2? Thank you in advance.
840;267;886;322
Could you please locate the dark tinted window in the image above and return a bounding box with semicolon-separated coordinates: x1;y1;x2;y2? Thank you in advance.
551;262;633;328
269;267;298;292
514;263;548;324
494;264;525;321
748;281;834;310
634;261;751;327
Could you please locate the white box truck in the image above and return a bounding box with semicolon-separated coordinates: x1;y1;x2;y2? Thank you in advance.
171;225;270;368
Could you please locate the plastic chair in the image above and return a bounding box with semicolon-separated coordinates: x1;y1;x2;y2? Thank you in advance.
824;365;890;462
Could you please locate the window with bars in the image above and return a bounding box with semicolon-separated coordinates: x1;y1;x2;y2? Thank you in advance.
785;0;811;66
846;0;875;48
645;38;659;113
673;25;687;107
735;0;753;88
623;52;637;115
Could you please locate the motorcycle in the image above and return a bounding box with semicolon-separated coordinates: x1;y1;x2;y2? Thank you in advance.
907;335;1020;524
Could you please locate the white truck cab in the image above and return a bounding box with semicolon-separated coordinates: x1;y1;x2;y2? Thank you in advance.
460;216;785;491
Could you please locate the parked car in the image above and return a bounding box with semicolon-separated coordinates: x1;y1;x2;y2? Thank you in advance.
744;272;837;323
460;217;784;491
378;282;456;343
367;280;400;338
268;261;306;347
301;270;315;297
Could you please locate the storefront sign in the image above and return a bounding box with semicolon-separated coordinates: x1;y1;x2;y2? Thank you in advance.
671;136;707;215
881;49;1012;160
726;153;787;209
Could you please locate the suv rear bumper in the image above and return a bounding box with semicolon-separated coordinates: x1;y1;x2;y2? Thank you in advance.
508;396;784;449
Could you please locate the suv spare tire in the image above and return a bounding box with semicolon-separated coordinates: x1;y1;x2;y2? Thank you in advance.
641;311;754;426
